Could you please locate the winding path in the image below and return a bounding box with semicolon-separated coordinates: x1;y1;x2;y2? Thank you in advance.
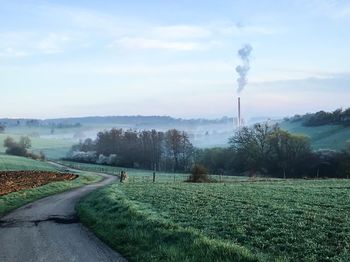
0;164;126;262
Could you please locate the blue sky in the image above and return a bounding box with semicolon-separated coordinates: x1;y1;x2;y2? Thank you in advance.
1;0;350;119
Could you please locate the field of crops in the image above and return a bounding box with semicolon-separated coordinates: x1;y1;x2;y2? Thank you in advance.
0;155;101;216
78;179;350;261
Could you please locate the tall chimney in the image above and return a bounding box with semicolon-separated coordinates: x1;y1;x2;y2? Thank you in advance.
238;97;241;127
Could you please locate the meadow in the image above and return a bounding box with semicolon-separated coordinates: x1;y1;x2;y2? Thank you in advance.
0;133;74;159
0;154;58;171
57;160;264;183
280;121;350;150
77;179;350;262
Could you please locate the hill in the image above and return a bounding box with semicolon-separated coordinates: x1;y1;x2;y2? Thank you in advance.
280;120;350;150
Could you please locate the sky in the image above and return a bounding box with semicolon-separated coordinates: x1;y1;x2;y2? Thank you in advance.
0;0;350;120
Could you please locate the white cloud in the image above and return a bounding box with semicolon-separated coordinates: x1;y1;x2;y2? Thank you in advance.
296;0;350;18
37;33;71;54
217;23;279;36
0;47;28;58
113;37;204;51
152;25;212;39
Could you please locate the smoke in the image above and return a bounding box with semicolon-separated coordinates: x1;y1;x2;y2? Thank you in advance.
235;44;253;94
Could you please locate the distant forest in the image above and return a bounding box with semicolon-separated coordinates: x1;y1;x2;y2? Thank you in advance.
286;108;350;127
0;115;232;128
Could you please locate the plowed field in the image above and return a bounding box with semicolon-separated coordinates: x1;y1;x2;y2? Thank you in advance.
0;171;78;196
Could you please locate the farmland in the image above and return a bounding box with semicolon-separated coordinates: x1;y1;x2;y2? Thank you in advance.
0;154;101;216
0;171;78;196
0;154;58;171
77;179;350;262
57;160;268;183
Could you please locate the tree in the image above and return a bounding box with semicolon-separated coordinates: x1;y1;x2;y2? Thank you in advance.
229;123;276;175
4;136;31;157
165;129;183;172
165;129;194;172
269;129;311;178
229;123;312;178
0;124;5;133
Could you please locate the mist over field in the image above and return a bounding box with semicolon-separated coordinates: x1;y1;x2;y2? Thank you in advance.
1;1;350;262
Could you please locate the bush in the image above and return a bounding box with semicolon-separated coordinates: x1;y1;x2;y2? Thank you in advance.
67;151;97;163
187;164;211;183
4;136;31;157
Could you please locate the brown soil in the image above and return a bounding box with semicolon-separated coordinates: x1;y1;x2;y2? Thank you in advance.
0;171;78;196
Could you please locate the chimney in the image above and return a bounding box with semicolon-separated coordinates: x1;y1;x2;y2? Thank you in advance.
238;97;241;127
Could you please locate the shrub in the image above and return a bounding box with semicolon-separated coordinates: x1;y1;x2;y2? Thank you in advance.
4;136;31;157
187;164;211;183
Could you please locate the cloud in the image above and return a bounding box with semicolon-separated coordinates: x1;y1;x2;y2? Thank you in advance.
0;32;73;56
37;33;71;54
112;37;205;51
296;0;350;19
0;47;28;58
217;23;279;36
152;25;212;39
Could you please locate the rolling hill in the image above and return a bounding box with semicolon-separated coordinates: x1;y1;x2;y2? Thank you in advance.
280;121;350;151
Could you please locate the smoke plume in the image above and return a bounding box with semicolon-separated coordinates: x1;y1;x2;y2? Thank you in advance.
235;44;252;94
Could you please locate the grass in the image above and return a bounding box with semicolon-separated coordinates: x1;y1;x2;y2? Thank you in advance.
57;160;192;182
0;133;74;159
0;154;58;171
280;121;350;150
0;154;102;216
77;184;261;262
77;179;350;262
57;160;264;183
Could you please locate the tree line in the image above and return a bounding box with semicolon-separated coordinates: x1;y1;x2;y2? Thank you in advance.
196;123;350;178
286;108;350;127
67;124;350;178
67;129;194;172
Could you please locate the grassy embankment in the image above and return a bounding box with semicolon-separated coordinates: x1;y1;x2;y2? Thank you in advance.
0;154;101;216
77;179;350;262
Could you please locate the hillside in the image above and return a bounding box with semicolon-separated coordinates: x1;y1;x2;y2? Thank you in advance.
0;154;58;171
280;121;350;150
0;134;74;159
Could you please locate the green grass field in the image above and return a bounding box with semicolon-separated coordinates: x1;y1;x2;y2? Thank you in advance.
0;154;101;216
57;160;192;182
57;160;260;183
0;154;58;171
77;179;350;262
280;121;350;150
0;133;74;159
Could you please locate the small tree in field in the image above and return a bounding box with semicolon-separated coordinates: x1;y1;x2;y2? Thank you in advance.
187;164;211;183
4;136;31;157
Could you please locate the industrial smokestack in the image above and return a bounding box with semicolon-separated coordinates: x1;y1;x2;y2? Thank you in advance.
238;97;241;127
234;44;252;129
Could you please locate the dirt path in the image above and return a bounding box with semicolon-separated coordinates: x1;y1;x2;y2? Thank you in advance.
0;163;126;262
